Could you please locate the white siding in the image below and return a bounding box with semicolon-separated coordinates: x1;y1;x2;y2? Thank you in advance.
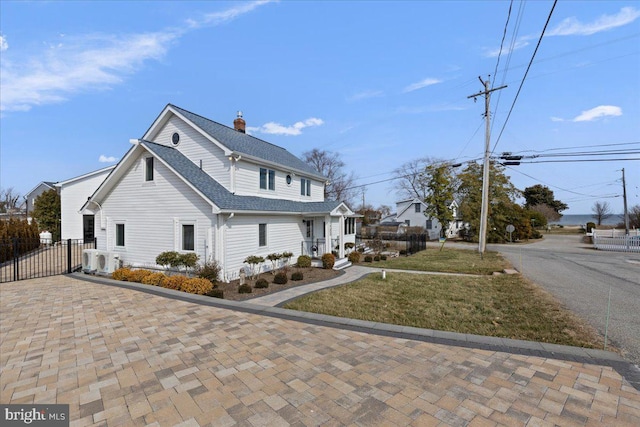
60;170;111;240
234;160;325;201
94;151;215;268
223;215;305;281
152;115;231;190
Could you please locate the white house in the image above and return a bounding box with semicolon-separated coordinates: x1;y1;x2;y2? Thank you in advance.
381;198;464;240
56;166;115;241
20;181;57;218
81;104;357;281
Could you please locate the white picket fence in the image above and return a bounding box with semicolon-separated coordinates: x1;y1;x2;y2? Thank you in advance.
592;229;640;253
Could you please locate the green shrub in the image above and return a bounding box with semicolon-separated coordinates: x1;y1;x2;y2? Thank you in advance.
112;267;132;281
180;277;213;295
399;249;407;255
255;278;269;289
162;275;188;290
348;251;360;263
357;247;365;253
380;255;387;261
321;253;335;269
364;255;373;263
196;261;221;284
586;222;596;233
238;283;253;294
156;251;180;269
373;255;380;262
206;288;224;299
141;272;167;286
297;255;312;268
273;272;288;284
291;271;304;281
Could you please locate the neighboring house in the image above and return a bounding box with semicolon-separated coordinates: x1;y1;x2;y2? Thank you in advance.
81;104;356;281
20;181;58;218
56;166;116;241
381;198;464;240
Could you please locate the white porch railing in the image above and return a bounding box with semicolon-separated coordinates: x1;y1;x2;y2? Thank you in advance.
593;229;640;253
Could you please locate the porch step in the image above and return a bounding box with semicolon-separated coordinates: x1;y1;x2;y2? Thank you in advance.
333;258;352;270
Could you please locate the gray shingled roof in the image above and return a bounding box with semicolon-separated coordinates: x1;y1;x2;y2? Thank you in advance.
167;104;326;180
142;141;342;214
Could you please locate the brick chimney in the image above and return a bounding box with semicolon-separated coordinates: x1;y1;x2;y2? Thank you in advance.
233;111;246;133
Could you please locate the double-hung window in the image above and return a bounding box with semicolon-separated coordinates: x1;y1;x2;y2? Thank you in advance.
300;178;311;196
260;168;275;190
182;224;195;251
115;223;125;247
415;203;421;213
259;223;267;247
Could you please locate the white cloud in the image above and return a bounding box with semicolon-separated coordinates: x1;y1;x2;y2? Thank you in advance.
347;90;383;102
0;1;272;112
403;78;442;93
251;117;325;136
573;105;622;122
484;7;640;58
483;38;531;58
99;155;118;163
0;35;7;51
548;7;640;36
550;116;565;122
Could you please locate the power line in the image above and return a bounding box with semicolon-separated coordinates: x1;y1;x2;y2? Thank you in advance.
519;157;640;164
509;141;640;154
491;0;558;154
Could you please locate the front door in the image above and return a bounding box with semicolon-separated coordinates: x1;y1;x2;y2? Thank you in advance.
83;215;95;243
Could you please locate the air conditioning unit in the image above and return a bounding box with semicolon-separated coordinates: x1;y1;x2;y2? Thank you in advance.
96;251;120;275
82;249;99;273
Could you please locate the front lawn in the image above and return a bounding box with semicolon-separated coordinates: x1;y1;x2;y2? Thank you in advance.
284;271;604;348
365;247;510;275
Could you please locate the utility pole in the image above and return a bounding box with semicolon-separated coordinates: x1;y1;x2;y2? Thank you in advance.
622;168;629;235
467;76;507;255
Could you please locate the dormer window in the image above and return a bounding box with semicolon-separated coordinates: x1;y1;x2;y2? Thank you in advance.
300;178;311;196
260;168;275;190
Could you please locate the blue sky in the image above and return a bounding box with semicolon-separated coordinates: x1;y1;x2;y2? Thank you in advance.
1;1;638;215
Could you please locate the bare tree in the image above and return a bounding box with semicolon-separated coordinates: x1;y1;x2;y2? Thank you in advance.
302;149;357;206
391;157;441;200
0;187;22;214
591;201;612;226
530;204;561;223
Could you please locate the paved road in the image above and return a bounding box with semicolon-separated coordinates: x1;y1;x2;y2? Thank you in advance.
489;234;640;366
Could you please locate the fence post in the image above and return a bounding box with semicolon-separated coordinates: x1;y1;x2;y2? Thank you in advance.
67;239;72;274
13;238;19;282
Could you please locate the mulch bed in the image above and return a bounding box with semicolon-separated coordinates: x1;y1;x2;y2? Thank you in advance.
215;267;342;301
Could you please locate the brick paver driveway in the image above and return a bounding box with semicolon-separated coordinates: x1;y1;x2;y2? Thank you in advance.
1;276;639;426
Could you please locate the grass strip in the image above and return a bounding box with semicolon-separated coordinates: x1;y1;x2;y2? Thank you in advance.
366;248;510;275
284;272;603;348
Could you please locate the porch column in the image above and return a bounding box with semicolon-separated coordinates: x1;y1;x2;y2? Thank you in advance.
324;216;331;254
339;215;345;259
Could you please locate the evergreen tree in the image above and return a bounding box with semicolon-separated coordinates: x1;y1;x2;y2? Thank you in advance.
32;189;61;241
423;164;455;238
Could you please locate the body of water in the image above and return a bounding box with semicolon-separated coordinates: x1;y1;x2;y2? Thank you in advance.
551;214;624;226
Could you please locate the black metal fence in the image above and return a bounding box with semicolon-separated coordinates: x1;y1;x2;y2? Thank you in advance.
357;233;428;255
0;238;97;283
